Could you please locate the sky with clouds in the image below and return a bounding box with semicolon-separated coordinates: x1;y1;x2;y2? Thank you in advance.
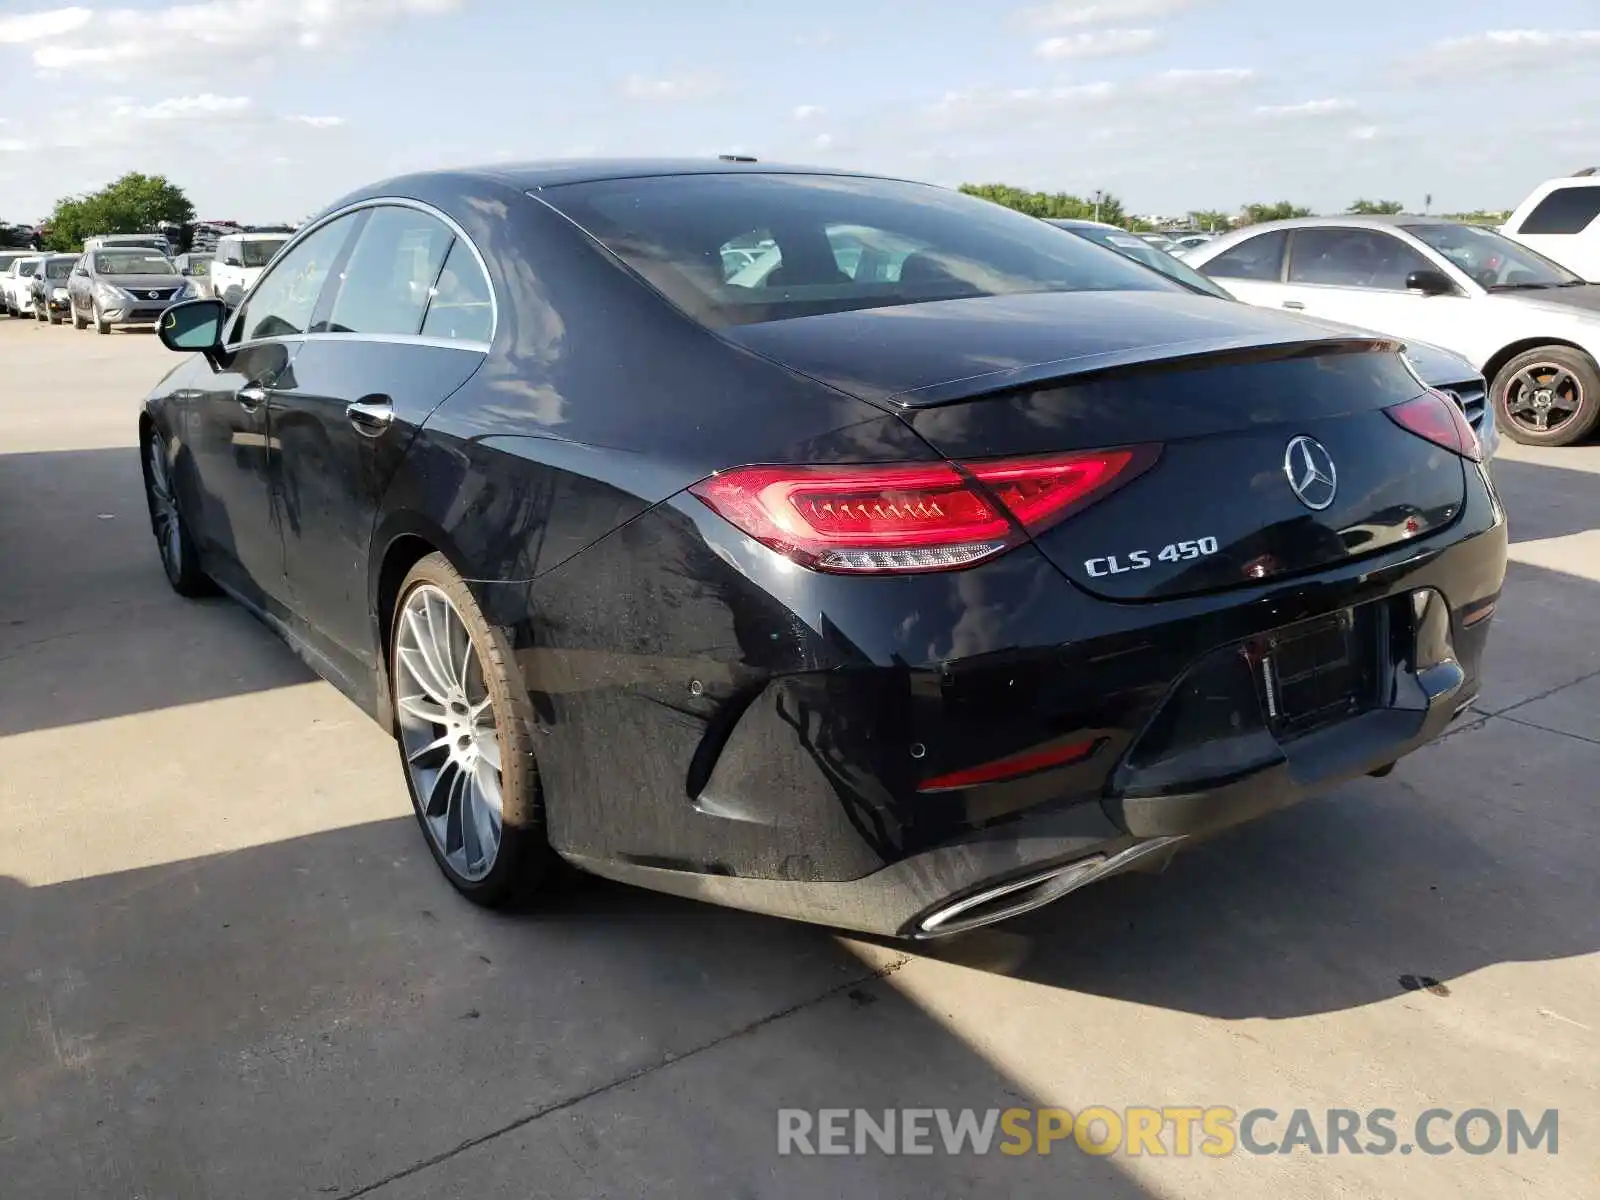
1;0;1597;224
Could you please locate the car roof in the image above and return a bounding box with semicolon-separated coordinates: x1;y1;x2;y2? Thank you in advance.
352;158;890;196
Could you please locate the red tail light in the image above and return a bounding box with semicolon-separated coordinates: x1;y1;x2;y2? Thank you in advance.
916;737;1102;793
1386;391;1482;462
689;447;1157;574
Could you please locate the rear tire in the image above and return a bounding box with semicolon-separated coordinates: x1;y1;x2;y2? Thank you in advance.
391;553;556;908
1492;346;1600;447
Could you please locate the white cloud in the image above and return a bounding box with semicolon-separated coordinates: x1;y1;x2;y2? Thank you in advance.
793;104;825;121
1254;98;1356;117
1143;66;1254;92
1035;28;1159;57
1018;0;1194;28
793;30;839;49
812;133;835;149
1419;29;1600;71
31;0;462;75
621;73;725;102
1350;126;1381;140
0;6;90;43
111;94;253;121
0;139;33;153
287;114;345;127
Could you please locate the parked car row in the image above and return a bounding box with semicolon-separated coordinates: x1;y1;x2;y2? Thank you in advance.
3;246;202;332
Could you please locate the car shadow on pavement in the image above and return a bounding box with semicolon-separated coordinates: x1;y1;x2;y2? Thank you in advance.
0;825;1156;1200
0;446;316;737
1489;456;1600;543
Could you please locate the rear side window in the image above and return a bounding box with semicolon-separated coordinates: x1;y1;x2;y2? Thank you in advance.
542;172;1179;327
1516;186;1600;235
1201;231;1287;281
322;206;454;336
420;240;494;343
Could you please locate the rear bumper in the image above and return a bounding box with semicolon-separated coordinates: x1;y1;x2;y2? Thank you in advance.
486;461;1507;939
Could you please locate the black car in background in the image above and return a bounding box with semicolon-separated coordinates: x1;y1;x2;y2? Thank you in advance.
141;161;1506;938
68;247;197;333
28;254;79;323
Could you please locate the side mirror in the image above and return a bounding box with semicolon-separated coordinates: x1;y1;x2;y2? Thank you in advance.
159;298;226;352
1406;269;1456;296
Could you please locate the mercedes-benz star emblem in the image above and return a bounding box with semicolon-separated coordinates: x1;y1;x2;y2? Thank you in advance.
1283;436;1338;511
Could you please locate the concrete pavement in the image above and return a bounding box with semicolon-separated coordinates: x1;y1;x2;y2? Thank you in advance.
1;317;1596;1198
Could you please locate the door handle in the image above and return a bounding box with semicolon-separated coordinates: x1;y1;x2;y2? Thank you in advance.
346;397;395;438
1282;300;1306;310
236;384;268;410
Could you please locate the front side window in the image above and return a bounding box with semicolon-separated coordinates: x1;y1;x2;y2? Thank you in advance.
93;252;175;275
322;207;454;336
1401;222;1580;290
1515;186;1600;236
1287;228;1433;291
544;172;1178;328
232;214;358;344
1201;230;1288;281
420;239;494;342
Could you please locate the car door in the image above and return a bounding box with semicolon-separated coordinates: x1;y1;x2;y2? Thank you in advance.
1273;227;1477;355
68;256;91;315
1193;229;1291;307
270;203;493;681
184;213;363;613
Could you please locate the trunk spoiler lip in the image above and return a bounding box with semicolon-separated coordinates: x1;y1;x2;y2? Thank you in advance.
877;334;1406;411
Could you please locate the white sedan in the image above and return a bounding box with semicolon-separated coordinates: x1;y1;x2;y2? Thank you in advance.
2;255;42;318
1186;215;1600;446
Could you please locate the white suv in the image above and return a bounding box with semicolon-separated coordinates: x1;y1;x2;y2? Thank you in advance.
1501;170;1600;281
211;232;292;308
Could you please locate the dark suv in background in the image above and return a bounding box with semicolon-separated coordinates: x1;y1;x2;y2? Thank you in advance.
28;255;79;323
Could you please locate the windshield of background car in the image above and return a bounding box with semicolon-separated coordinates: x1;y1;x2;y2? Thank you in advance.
95;252;176;275
1061;225;1233;299
17;260;40;276
544;172;1181;327
44;259;75;279
1401;223;1581;289
241;239;289;267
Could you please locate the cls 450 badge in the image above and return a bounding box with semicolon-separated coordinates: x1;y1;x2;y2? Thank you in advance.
1085;536;1219;577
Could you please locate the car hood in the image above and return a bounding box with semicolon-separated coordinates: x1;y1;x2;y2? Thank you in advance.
96;274;185;289
722;289;1398;408
1501;284;1600;318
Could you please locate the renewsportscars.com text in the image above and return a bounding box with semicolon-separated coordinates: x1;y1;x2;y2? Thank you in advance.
777;1106;1559;1158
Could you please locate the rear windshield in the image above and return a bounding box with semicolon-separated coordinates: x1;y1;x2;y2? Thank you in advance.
543;172;1180;327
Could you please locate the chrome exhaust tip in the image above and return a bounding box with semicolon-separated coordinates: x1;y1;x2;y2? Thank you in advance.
914;836;1186;938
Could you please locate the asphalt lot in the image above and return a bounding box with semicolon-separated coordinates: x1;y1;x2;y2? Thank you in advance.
1;316;1597;1199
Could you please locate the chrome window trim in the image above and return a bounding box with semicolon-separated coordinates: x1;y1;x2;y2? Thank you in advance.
225;195;499;353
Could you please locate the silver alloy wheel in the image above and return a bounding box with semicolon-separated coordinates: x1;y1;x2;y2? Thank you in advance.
1504;362;1582;434
394;584;504;881
146;437;183;580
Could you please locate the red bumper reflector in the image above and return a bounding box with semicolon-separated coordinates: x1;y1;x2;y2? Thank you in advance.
1462;598;1497;627
689;446;1158;574
916;737;1102;793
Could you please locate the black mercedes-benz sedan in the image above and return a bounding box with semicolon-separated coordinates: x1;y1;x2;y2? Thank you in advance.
140;160;1507;938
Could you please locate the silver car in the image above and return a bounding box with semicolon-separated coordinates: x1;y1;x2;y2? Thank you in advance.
67;248;197;334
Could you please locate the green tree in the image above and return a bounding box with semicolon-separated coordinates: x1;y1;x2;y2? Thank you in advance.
959;183;1130;227
44;172;194;251
1187;209;1233;232
1238;201;1314;226
1347;198;1405;215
